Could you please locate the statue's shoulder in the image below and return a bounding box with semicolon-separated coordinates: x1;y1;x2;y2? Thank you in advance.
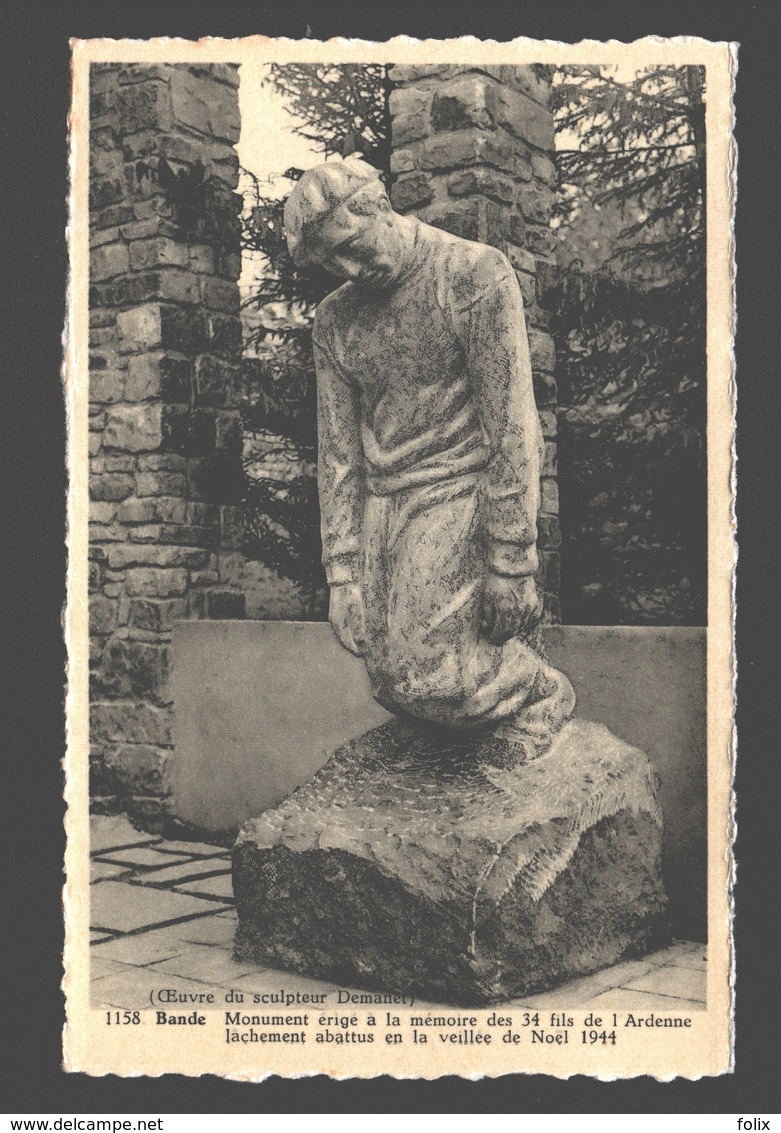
418;222;513;308
313;281;355;338
419;221;510;276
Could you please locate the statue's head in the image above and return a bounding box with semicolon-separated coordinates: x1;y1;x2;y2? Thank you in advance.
284;158;408;288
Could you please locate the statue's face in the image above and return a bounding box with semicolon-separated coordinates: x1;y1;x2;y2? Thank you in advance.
309;197;407;288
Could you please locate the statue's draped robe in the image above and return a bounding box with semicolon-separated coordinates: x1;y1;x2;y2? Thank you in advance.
312;220;574;754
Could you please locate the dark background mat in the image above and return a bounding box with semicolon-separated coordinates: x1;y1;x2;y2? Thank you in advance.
4;4;778;1115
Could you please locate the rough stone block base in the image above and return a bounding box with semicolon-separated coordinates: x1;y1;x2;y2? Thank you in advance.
233;718;669;1005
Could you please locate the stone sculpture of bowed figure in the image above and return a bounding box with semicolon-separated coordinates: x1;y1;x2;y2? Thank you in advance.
234;157;668;1001
283;157;576;765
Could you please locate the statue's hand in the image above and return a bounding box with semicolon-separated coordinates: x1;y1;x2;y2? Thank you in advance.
329;582;366;657
480;574;543;645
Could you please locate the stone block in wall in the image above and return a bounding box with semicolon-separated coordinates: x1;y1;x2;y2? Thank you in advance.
90;373;126;405
188;244;217;275
537;513;561;550
193;355;238;407
116;303;163;351
529;329;556;374
481;65;552;106
202;276;241;315
116;64;171;87
518;183;555;226
388;84;432;124
118;497;175;524
91;699;172;747
125;353;193;403
446;166;515;204
116;78;171;134
104;404;163;452
128;236;189;272
90;473;135;502
390;111;430;150
539;409;557;438
421;200;481;242
215;411;242;455
490;84;555;151
506;243;537;276
514;270;536;307
541;550;561;594
90;241;131;280
390;172;434;213
389;147;416;175
543;440;557;477
104;743;171;797
525;223;556;260
187;452;245;502
100;638;170;700
128;597;188;633
90;501;118;524
107;543;211;571
206;313;242;360
541;477;559;514
430;74;494;132
168;67;241;143
124;568;189;597
390;63;448;84
160;406;218;458
219;505;245;551
158;306;208;353
156;523;220;548
417;128;516;174
135;470;188;497
533;373;557;409
90;596;118;638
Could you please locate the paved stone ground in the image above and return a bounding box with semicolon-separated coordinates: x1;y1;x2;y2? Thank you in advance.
89;815;707;1012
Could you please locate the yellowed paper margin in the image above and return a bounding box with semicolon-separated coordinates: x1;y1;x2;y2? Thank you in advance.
64;34;737;1081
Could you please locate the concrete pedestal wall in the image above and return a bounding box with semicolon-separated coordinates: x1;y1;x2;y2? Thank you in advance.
172;621;706;941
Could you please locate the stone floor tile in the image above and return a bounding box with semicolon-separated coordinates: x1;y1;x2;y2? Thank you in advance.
667;951;707;972
91;967;216;1011
174;873;235;899
138;861;230;885
91;957;139;982
178;916;238;946
91;924;188;966
621;964;706;1002
230;964;340;1000
91;880;229;933
94;846;192;868
151;944;254;988
91;861;129;882
509;971;620;1009
511;960;657;1010
90;814;162;852
586;987;705;1012
646;941;705;968
154;841;231;858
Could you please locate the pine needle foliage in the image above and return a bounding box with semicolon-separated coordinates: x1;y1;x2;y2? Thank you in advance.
550;65;706;624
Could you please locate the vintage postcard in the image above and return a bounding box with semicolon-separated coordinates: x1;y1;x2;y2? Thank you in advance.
64;34;736;1080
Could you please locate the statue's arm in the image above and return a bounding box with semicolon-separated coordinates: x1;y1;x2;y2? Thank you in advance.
312;334;365;588
453;250;545;640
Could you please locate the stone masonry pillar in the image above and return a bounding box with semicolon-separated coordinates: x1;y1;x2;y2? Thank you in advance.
388;64;561;621
88;63;245;825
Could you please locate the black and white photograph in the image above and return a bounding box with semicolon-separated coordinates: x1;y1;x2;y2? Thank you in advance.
63;34;735;1080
